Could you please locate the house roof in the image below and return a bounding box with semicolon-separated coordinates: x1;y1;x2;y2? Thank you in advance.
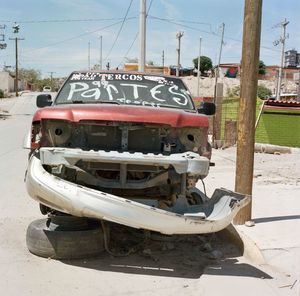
265;99;300;108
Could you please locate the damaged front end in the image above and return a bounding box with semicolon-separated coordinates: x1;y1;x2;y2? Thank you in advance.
25;118;250;235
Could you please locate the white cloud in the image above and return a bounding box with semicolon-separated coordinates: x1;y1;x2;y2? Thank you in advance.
160;0;181;20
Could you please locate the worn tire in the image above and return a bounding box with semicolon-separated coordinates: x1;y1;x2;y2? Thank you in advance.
26;217;105;259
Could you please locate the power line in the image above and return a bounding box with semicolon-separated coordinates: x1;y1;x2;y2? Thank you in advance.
117;0;154;68
0;17;137;24
1;19;134;58
148;15;280;53
117;32;139;68
103;0;134;62
148;15;214;33
30;19;134;52
148;15;215;36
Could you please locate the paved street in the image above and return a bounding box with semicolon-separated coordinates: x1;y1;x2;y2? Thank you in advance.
0;93;299;296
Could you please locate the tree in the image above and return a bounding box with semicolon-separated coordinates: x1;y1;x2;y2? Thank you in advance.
258;60;266;75
125;57;138;63
7;68;42;84
257;84;272;99
147;60;155;66
192;55;213;75
18;68;41;83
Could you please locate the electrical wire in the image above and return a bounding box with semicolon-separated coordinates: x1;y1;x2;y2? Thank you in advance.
20;19;135;57
103;0;134;62
0;17;135;24
117;0;154;68
148;15;280;53
1;18;139;60
117;32;138;68
148;15;216;36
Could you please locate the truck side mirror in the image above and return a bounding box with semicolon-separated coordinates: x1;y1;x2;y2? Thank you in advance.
197;102;216;115
36;94;52;108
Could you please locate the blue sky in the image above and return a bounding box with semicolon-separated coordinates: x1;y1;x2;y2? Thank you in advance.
0;0;299;77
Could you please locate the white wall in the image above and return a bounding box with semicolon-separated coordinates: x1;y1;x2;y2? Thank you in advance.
0;71;16;93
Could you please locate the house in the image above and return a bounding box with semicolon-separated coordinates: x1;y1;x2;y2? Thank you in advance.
0;71;26;94
285;49;300;67
219;63;240;78
262;65;300;81
123;63;196;76
0;71;15;93
123;63;169;75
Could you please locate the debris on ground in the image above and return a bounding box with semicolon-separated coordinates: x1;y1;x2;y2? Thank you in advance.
103;222;241;269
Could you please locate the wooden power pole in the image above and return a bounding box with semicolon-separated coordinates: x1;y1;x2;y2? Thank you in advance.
9;37;24;97
233;0;263;224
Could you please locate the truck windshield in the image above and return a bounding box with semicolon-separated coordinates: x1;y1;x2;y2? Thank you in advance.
55;72;195;110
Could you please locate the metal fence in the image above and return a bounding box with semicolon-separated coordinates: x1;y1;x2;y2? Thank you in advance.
201;96;263;148
212;97;300;148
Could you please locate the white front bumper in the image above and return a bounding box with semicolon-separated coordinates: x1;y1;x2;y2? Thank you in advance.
26;155;250;235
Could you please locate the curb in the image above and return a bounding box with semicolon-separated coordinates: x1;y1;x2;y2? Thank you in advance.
221;224;265;265
255;143;300;154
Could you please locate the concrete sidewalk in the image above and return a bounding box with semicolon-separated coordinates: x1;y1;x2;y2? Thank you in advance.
204;147;300;295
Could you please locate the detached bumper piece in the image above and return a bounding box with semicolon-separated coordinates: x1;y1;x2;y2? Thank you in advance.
26;152;250;235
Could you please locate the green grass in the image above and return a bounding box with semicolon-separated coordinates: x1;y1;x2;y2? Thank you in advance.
256;109;300;147
193;96;300;147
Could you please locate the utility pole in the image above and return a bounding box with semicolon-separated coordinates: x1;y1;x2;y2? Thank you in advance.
162;50;165;73
176;31;184;77
274;19;289;100
99;35;103;70
48;71;55;90
297;69;300;102
213;23;225;103
212;23;225;145
138;0;146;72
88;42;91;71
233;0;263;225
9;37;24;97
197;37;202;97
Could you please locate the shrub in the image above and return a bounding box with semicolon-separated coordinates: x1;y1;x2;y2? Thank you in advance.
226;85;240;98
227;84;272;100
0;89;4;99
257;85;272;99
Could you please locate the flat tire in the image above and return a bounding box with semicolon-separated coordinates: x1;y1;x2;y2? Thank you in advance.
26;217;104;259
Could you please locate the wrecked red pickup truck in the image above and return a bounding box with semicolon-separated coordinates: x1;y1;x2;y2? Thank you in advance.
24;71;249;247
